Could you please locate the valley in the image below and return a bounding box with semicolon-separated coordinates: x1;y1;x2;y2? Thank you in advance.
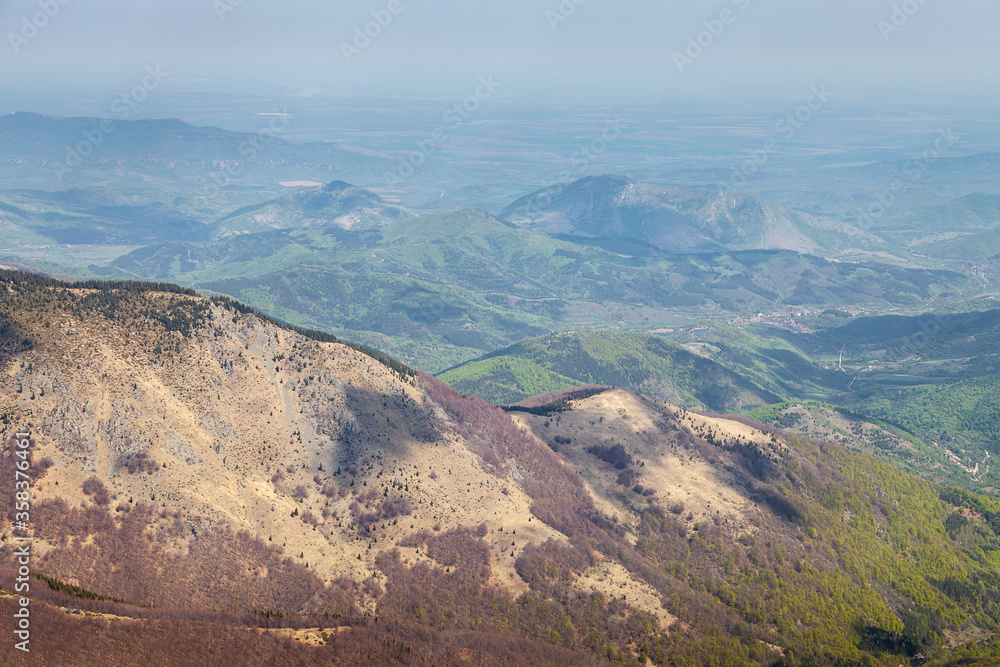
0;100;998;666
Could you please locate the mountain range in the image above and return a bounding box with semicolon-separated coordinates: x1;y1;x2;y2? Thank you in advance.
99;204;974;372
3;272;1000;664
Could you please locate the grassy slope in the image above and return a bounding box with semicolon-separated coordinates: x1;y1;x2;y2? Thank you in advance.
437;356;581;405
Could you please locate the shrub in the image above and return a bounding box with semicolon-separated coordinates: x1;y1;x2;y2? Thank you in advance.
587;443;632;470
81;477;110;506
121;451;158;475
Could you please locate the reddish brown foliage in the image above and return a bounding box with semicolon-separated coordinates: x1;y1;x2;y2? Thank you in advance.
510;385;613;409
352;497;412;536
587;443;633;470
0;433;46;523
400;525;491;573
417;374;586;501
82;476;111;506
515;539;595;594
1;500;357;617
0;596;597;666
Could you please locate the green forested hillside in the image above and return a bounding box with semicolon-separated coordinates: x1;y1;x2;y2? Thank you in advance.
103;209;975;371
438;329;784;411
738;308;1000;491
437;308;1000;493
854;376;1000;481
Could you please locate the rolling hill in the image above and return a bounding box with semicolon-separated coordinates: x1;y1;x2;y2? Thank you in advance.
104;209;976;372
0;112;391;221
437;324;859;410
435;309;1000;493
863;193;1000;261
437;330;785;411
0;112;384;177
0;188;205;245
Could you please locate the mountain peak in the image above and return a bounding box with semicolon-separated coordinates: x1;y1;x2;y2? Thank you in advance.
500;174;887;257
321;179;356;193
208;180;412;239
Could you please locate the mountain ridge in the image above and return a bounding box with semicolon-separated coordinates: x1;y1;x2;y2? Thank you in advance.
500;174;896;261
3;270;1000;663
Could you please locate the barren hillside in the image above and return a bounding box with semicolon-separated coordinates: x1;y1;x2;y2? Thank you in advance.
1;272;999;665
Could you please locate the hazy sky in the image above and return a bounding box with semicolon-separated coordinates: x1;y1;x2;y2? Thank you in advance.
1;0;997;104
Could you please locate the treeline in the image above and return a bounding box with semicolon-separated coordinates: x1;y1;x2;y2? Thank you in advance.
503;386;612;416
380;525;660;664
0;567;360;631
33;572;126;604
0;267;417;377
418;372;585;495
410;385;1000;663
0;268;198;296
7;494;358;617
1;269;209;337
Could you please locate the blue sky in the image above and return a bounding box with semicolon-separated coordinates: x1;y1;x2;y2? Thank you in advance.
0;0;997;104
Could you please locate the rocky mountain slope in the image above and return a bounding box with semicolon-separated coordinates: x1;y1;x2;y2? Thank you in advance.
1;271;999;665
